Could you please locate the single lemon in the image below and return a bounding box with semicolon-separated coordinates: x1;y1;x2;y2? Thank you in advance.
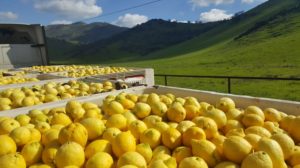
0;153;26;168
136;143;152;163
241;151;273;168
85;139;112;159
172;146;192;164
117;151;147;168
112;131;136;158
106;114;127;131
140;128;161;149
162;127;182;150
223;136;252;163
0;135;16;156
55;141;85;168
86;152;114;168
21;141;43;166
9;126;31;146
178;156;208;168
102;127;121;142
128;120;148;140
58;123;88;147
80;118;105;140
183;126;206;147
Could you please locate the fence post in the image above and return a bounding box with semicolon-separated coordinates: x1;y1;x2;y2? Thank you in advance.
164;75;168;86
228;77;231;93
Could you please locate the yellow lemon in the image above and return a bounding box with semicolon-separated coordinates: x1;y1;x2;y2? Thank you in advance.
184;105;201;120
162;127;182;150
242;114;264;127
112;131;136;158
102;127;121;142
178;156;208;168
29;128;42;142
241;151;273;168
0;135;16;156
9;126;31;146
143;115;162;128
244;106;265;120
21;141;43;166
149;157;176;168
204;106;227;129
0;118;20;134
223;136;252;163
167;102;186;123
41;129;59;146
223;120;244;134
225;128;245;137
271;133;295;159
122;111;137;124
279;115;295;131
257;138;287;168
245;126;271;138
289;147;300;166
172;146;192;164
183;126;206;147
128;120;147;140
147;93;160;106
133;102;151;119
50;113;72;126
80;118;105;140
191;139;220;167
289;117;300;142
264;108;281;122
119;98;135;110
151;101;168;117
85;139;112;159
58;123;88;147
120;165;138;168
192;116;218;139
153;121;169;133
117;151;147;168
86;152;114;168
0;153;26;168
15;114;31;126
153;146;171;156
106;114;128;131
176;120;195;133
29;164;53;168
211;135;227;158
55;141;85;168
34;121;51;134
215;161;239;168
226;108;243;121
136;143;153;163
42;142;59;164
244;134;261;150
106;101;124;115
140;128;161;149
216;97;235;113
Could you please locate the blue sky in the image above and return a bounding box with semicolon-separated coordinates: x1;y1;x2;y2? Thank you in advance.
0;0;266;27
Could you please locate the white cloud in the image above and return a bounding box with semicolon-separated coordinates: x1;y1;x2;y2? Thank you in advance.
50;20;73;25
114;13;148;28
242;0;267;4
190;0;234;7
200;9;233;22
34;0;102;20
0;11;18;21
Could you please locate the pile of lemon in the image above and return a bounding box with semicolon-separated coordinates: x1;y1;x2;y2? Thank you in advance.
0;76;39;86
0;92;299;168
0;80;114;111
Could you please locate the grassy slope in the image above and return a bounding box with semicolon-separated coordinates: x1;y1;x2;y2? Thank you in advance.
110;8;300;101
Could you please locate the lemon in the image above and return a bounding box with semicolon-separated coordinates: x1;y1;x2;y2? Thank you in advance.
184;105;201;120
126;94;138;103
172;146;192;164
85;139;112;159
162;127;182;150
149;157;176;168
241;151;273;168
21;141;43;166
29;128;42;142
263;121;281;134
102;127;121;142
136;143;152;163
0;135;16;156
22;96;35;106
153;146;171;156
9;126;31;146
84;108;102;119
257;138;287;168
167;102;186;123
119;98;135;110
184;97;200;108
143;115;162;128
289;147;300;166
244;134;261;150
225;128;245;137
211;135;226;158
153;121;169;133
112;131;136;158
41;129;59;146
0;153;26;168
128;120;147;140
117;151;147;168
175;97;186;105
168;122;179;128
216;97;235;113
42;142;59;164
183;126;206;147
264;108;281;122
55;141;85;168
223;136;252;163
192;116;218;139
106;101;124;115
191;139;220;167
29;164;53;168
120;165;138;168
223;120;244;134
244;106;265;120
242;114;264;127
106;114;128;131
0;118;20;134
215;161;239;168
147;93;160;106
226;108;243;121
178;157;208;168
15;114;31;126
50;113;72;126
279;115;295;131
34;122;51;134
289;117;300;142
204;106;227;129
122;111;137;124
140;128;161;149
271;133;295;159
176;120;195;133
86;152;114;168
245;126;271;138
151;101;168;117
133;102;151;119
160;95;173;106
58;123;88;147
138;94;149;103
80;118;105;140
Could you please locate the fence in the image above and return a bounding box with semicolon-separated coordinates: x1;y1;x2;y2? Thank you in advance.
155;74;300;94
